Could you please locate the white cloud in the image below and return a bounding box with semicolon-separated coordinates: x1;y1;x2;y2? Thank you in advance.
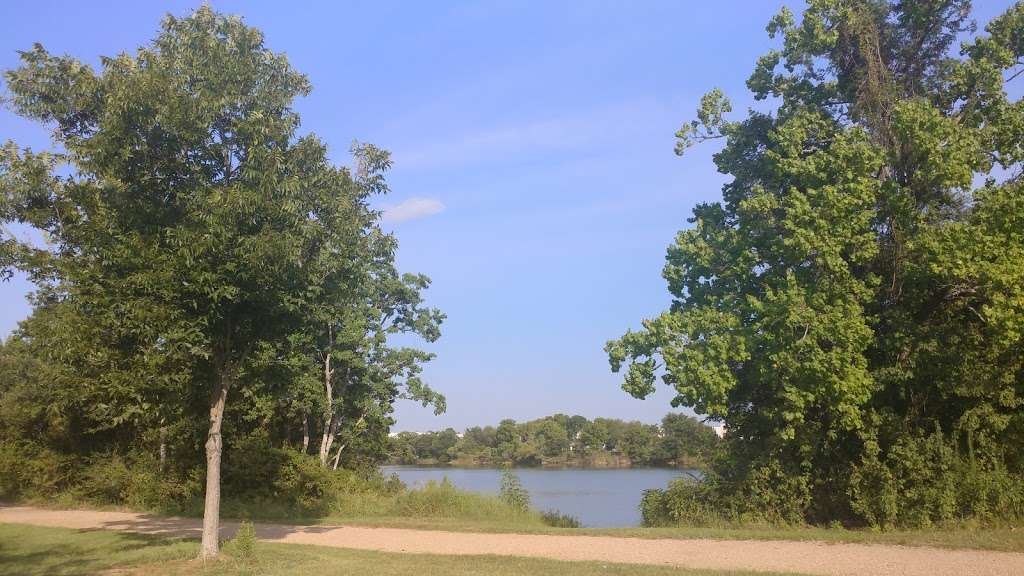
391;98;672;172
381;197;446;223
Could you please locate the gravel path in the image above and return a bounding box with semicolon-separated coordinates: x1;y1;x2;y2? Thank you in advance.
2;505;1022;576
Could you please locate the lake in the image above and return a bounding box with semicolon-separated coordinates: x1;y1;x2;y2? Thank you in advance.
381;465;696;527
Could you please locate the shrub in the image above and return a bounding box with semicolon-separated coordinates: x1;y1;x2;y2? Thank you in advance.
499;469;530;512
640;477;724;527
75;451;200;511
850;430;1024;529
0;441;72;500
733;461;811;525
848;439;901;528
639;487;671;527
955;461;1024;524
231;520;257;562
541;510;580;528
221;443;345;516
222;436;291;501
271;448;337;515
641;462;812;528
79;453;138;504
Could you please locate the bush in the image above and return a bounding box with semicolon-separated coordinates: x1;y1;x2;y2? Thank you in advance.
499;469;530;512
639;487;671;527
271;448;338;515
541;510;580;528
955;461;1024;524
230;520;257;562
643;428;1024;530
0;441;72;500
222;436;292;500
850;430;1024;529
640;478;724;527
222;442;347;517
641;461;812;528
79;453;141;505
848;440;901;528
733;461;811;525
75;451;202;511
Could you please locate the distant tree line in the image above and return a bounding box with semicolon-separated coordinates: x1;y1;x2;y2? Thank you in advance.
388;413;720;468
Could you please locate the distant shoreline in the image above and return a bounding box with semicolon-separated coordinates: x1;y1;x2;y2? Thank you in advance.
382;462;704;472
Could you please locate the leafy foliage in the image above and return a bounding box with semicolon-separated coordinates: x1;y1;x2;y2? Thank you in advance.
540;510;582;528
0;6;443;553
609;0;1024;528
230;520;258;562
499;469;531;512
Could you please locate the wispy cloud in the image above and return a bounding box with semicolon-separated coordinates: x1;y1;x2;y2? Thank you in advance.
381;197;446;223
390;99;672;172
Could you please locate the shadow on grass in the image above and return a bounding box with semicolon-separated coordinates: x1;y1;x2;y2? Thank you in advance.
96;514;206;538
90;512;360;540
0;525;194;576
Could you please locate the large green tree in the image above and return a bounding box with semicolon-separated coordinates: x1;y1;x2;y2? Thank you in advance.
1;7;442;555
607;0;1024;526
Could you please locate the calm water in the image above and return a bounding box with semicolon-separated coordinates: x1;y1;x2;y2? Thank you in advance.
381;465;696;527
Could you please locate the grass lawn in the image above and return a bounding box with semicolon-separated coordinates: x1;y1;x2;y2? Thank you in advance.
11;497;1024;553
307;515;1024;553
0;523;807;576
0;522;195;575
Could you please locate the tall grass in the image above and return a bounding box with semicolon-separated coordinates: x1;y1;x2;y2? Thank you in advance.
215;476;550;527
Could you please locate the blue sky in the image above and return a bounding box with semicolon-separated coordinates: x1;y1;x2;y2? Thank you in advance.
1;1;1015;431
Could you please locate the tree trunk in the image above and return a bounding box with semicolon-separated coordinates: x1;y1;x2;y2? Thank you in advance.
318;329;336;466
200;370;231;559
282;411;291;448
332;442;344;470
301;411;310;454
159;424;167;473
319;413;338;466
331;414;365;470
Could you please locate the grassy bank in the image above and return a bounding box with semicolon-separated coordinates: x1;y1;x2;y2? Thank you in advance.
14;492;1022;553
12;485;1023;553
220;478;553;527
4;447;565;529
15;478;559;530
0;523;799;576
302;516;1024;553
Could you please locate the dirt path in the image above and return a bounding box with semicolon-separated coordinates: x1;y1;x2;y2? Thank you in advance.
2;506;1023;576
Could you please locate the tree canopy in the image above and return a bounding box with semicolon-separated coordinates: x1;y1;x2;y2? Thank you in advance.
1;6;442;555
607;0;1024;527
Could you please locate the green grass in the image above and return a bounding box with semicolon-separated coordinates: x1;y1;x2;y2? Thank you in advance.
578;524;1024;552
13;490;1024;553
0;523;799;576
307;516;1024;552
0;523;195;575
209;479;559;530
